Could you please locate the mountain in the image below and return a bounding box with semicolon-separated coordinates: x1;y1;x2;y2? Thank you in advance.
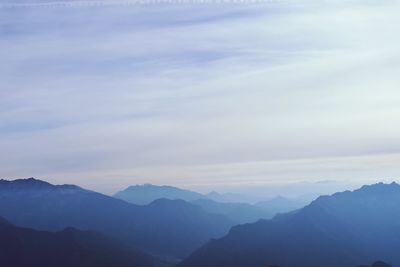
0;178;234;259
134;198;234;257
0;217;156;267
255;196;307;215
115;184;281;223
191;199;273;224
114;184;205;205
179;182;400;267
206;191;248;203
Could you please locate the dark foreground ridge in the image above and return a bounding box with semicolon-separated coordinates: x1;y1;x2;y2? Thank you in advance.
0;217;156;267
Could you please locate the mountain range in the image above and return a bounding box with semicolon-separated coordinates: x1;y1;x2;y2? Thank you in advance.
0;178;233;259
2;178;400;267
114;184;205;205
115;183;304;224
179;182;400;267
191;198;274;224
255;196;308;215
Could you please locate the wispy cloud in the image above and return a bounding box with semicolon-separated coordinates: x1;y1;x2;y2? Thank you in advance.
1;0;400;193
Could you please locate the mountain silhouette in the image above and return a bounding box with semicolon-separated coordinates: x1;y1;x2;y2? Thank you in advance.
0;178;233;258
0;217;156;267
115;183;295;224
205;191;247;203
191;198;274;224
178;182;400;267
255;196;307;215
114;184;205;205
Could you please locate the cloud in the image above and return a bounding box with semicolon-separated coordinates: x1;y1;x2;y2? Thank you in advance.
1;0;400;193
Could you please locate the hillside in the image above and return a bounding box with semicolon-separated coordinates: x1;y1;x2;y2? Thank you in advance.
179;183;400;267
0;217;156;267
0;178;233;259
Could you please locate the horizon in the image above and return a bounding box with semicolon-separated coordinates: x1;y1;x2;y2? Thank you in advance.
1;176;399;203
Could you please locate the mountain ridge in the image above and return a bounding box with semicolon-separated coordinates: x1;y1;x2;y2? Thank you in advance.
114;184;205;205
178;182;400;267
0;216;157;267
114;182;304;224
0;178;234;259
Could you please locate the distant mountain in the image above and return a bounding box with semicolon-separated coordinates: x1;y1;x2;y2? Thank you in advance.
179;182;400;267
114;184;205;205
255;196;307;215
191;199;273;224
0;217;156;267
0;178;234;259
206;191;247;203
114;183;295;224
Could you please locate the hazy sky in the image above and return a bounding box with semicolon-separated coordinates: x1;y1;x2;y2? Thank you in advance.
1;0;400;195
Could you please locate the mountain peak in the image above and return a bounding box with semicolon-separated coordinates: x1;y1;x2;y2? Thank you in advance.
114;183;204;205
126;184;185;191
0;178;83;193
0;178;53;189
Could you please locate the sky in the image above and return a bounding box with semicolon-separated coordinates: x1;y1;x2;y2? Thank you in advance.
1;0;400;196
